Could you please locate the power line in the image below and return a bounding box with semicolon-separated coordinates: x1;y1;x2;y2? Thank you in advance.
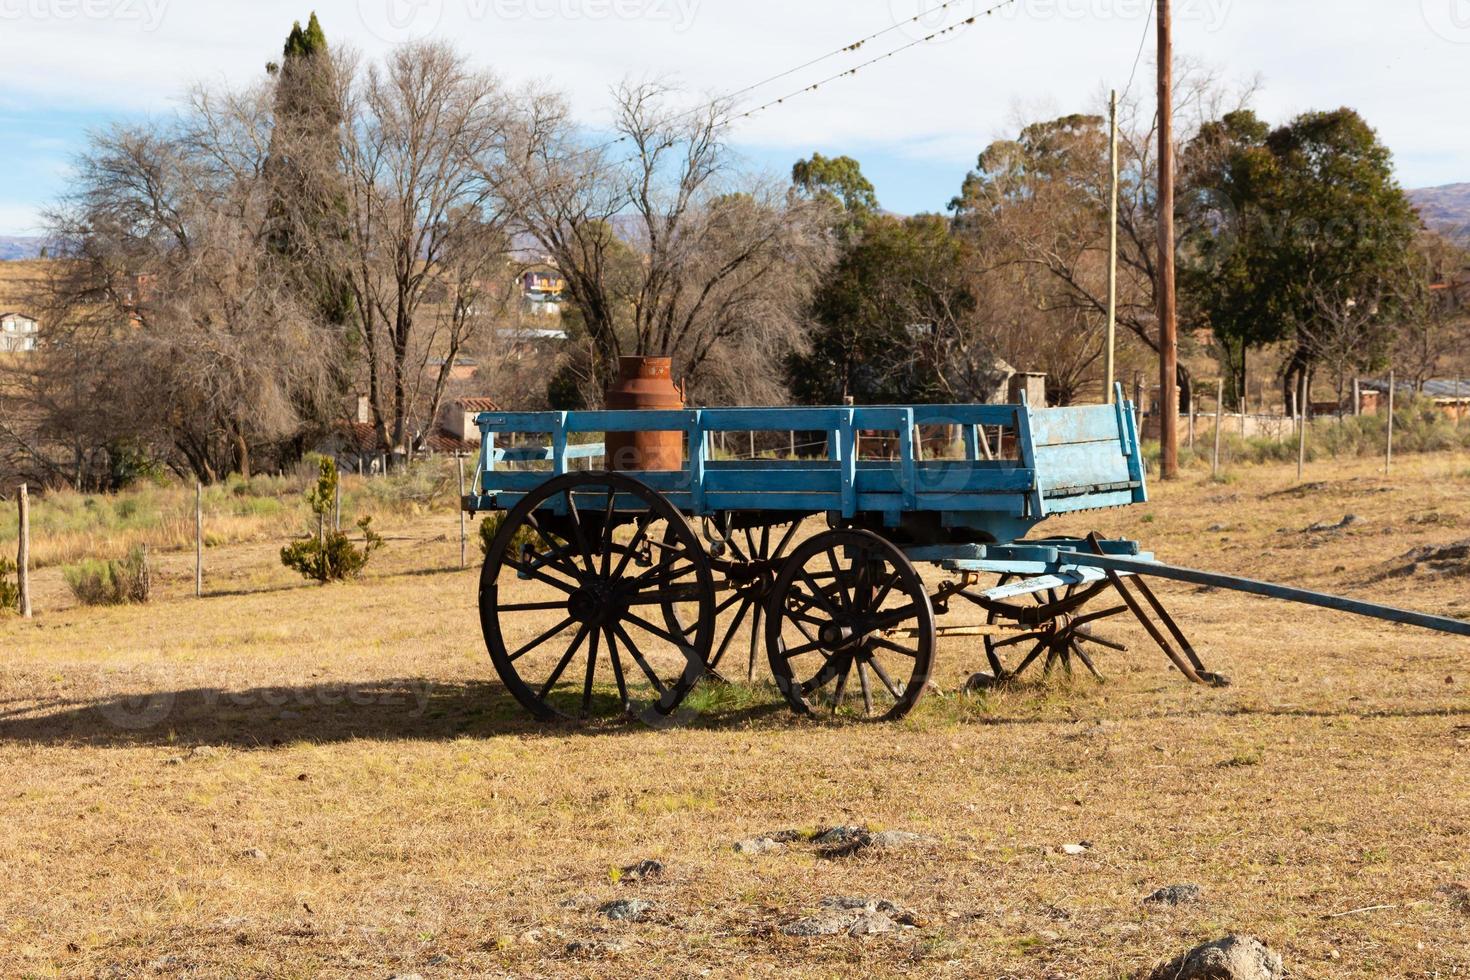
722;0;1011;108
593;0;1017;151
736;0;1016;126
1120;0;1156;105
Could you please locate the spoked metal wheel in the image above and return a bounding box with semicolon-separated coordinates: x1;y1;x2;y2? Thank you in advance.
975;576;1126;686
479;471;715;722
661;515;801;682
766;529;935;721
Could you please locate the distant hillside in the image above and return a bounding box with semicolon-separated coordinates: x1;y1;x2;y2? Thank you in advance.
0;236;47;261
1409;184;1470;242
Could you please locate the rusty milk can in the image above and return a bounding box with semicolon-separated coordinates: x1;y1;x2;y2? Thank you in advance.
604;355;685;470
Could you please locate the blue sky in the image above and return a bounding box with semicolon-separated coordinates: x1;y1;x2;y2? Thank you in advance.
2;0;1468;236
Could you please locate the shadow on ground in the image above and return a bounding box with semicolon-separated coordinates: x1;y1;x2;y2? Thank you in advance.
0;677;793;748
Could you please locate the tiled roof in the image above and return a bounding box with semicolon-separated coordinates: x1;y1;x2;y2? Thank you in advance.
423;429;478;454
456;397;501;413
334;421;379;453
1360;378;1470;400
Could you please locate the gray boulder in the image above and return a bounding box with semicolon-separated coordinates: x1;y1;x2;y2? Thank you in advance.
1150;935;1283;980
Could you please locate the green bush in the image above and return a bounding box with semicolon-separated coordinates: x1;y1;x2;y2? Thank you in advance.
0;557;18;614
63;546;151;606
281;457;384;583
478;512;540;561
281;517;384;582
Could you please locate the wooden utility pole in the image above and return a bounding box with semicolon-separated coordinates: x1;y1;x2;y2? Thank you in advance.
17;484;31;619
1386;370;1395;475
1106;89;1120;405
1156;0;1180;478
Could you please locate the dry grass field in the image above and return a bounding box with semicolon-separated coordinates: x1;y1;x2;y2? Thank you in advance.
2;452;1468;978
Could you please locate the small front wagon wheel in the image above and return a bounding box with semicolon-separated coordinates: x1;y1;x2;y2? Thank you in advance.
479;471;715;722
766;529;935;721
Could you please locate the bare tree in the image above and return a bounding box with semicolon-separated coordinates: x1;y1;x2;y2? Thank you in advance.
499;81;830;404
953;63;1258;409
1394;232;1470;389
15;82;337;485
332;42;515;457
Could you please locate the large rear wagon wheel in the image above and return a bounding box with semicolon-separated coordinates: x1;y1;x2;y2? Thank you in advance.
479;472;715;722
766;529;935;721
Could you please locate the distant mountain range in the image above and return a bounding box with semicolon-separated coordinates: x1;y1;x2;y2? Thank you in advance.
1407;184;1470;242
0;237;47;261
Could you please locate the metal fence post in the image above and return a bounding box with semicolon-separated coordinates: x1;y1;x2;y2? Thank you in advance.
457;454;467;570
1386;370;1395;475
1212;378;1224;479
1297;373;1308;482
17;484;31;619
195;481;203;598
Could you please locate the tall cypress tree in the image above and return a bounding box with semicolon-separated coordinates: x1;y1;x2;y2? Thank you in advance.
266;13;355;436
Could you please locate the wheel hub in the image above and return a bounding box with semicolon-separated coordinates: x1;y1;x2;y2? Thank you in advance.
568;580;623;624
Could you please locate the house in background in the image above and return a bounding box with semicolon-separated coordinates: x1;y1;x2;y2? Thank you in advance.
1359;378;1470;421
0;312;38;352
522;270;564;317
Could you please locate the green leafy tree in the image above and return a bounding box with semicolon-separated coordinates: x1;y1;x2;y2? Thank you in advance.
792;153;878;237
1181;108;1419;406
790;214;976;405
281;456;383;582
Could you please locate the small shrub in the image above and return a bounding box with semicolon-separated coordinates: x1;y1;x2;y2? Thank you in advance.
281;518;384;582
0;557;18;614
477;512;539;560
281;456;384;583
63;546;151;606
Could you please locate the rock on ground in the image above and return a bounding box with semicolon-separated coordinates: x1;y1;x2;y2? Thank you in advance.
1149;935;1283;980
599;898;652;922
779;896;920;938
1144;883;1202;906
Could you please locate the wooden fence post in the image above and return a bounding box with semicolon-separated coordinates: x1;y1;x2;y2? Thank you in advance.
195;481;203;598
1386;370;1395;475
1297;373;1308;482
333;477;342;532
1212;378;1224;479
17;484;31;619
457;454;467;571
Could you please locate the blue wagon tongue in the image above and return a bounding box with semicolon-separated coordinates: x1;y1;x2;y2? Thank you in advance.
1066;550;1470;638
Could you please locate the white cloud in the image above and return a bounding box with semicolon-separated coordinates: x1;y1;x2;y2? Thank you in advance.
0;0;1466;188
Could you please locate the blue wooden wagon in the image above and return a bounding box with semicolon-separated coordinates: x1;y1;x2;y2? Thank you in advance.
464;388;1470;723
